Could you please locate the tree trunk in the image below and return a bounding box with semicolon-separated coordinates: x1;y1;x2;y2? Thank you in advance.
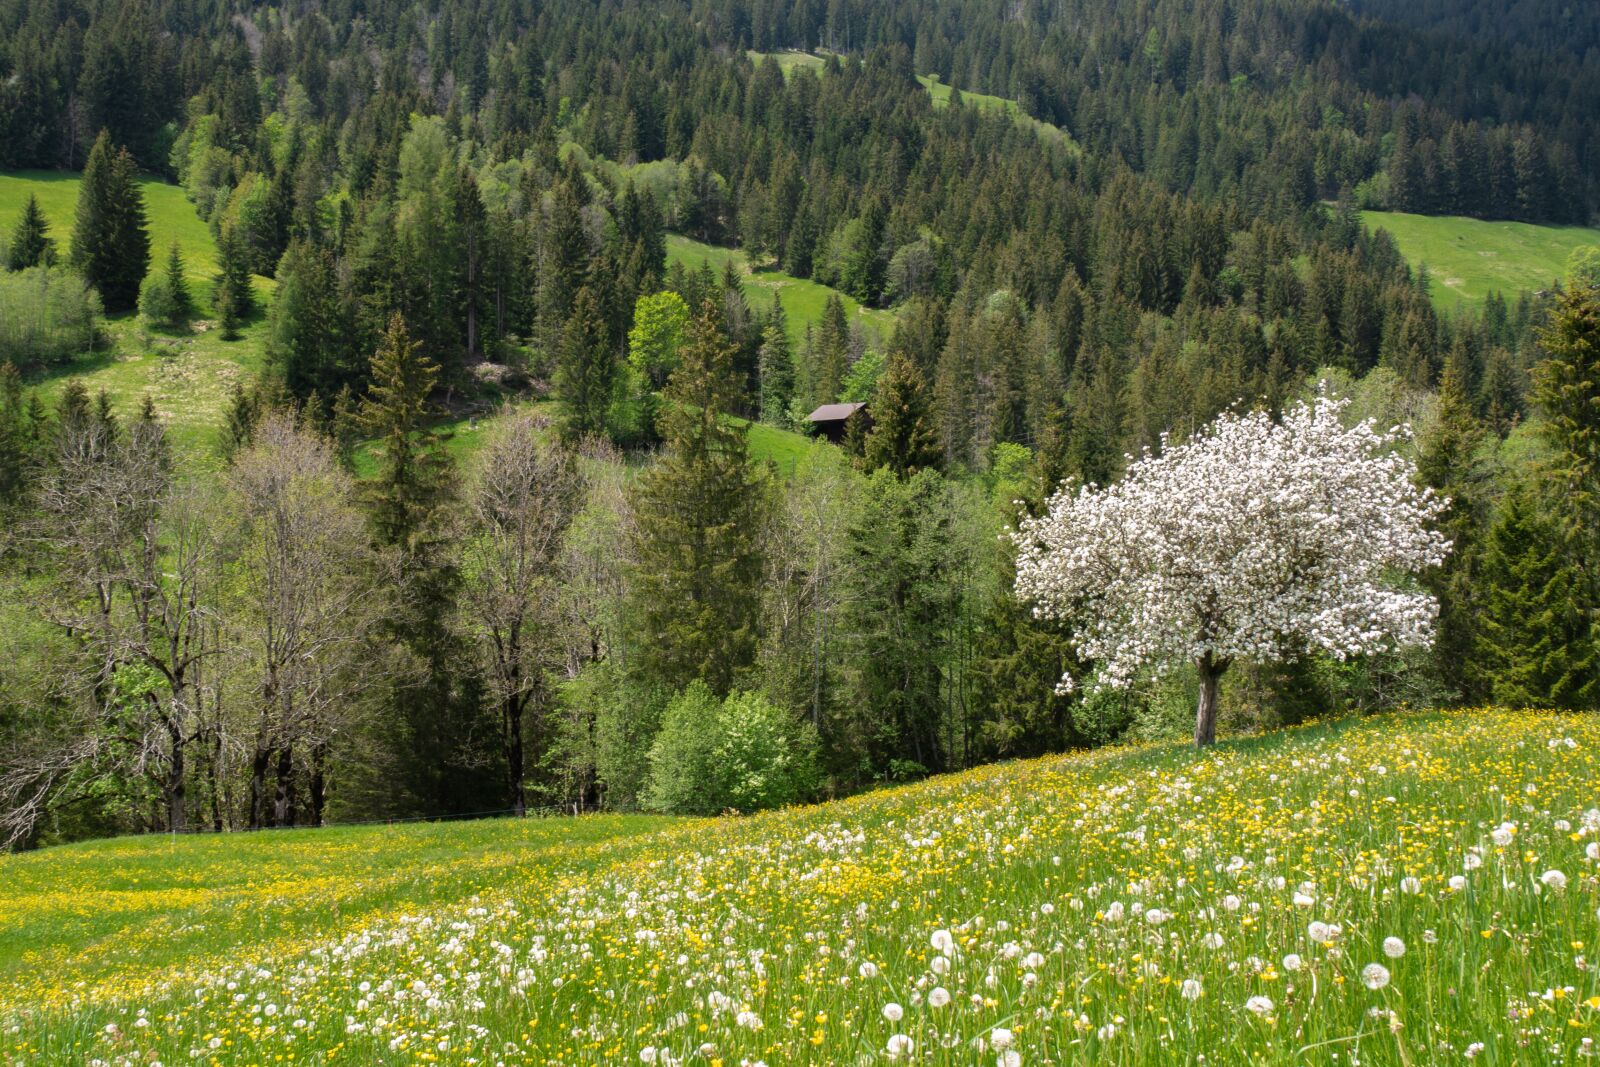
273;745;294;827
1193;654;1230;747
164;729;187;833
208;726;224;833
506;696;526;817
248;744;270;830
308;742;327;827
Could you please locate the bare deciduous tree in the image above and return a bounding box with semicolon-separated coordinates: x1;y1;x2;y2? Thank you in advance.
457;411;582;815
226;414;379;827
20;413;220;836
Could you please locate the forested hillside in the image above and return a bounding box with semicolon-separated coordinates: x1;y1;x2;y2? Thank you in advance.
0;0;1598;845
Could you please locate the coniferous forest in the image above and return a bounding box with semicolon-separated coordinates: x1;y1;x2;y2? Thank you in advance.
0;0;1598;848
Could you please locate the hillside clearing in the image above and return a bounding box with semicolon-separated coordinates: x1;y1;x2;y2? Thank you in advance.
666;232;898;347
748;52;1076;151
4;708;1598;1063
1;171;273;457
1360;209;1600;311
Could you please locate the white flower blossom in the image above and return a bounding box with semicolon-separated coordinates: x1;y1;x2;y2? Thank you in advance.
1012;391;1447;713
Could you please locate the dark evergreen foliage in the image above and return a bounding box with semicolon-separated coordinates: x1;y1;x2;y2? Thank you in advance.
70;132;150;313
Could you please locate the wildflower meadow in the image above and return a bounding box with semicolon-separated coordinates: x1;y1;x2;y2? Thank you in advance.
4;708;1600;1065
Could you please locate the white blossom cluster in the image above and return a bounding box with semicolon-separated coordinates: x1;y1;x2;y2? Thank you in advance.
1012;390;1450;691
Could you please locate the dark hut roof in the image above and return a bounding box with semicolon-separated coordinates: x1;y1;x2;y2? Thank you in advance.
807;402;867;423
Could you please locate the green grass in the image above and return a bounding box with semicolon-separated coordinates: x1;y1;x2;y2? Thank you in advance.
1;170;274;458
1;170;229;293
747;48;826;76
919;74;1077;151
666;232;898;348
1360;209;1600;312
747;52;1075;151
741;416;815;474
4;708;1599;1064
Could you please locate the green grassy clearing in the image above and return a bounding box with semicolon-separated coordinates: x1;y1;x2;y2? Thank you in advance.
747;51;1075;151
666;232;898;347
0;173;824;473
4;708;1599;1064
1;171;274;458
1360;209;1600;312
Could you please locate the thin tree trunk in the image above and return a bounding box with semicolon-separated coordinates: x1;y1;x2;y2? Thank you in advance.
273;745;294;827
208;726;224;833
309;741;328;827
165;723;187;833
507;695;526;817
249;744;270;830
1193;654;1229;747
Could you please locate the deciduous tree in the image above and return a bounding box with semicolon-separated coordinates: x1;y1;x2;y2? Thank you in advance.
1013;391;1449;746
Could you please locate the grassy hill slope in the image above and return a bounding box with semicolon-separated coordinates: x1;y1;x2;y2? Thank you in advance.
749;51;1076;151
1361;209;1600;312
2;173;818;470
4;708;1597;1064
666;232;898;347
0;171;272;457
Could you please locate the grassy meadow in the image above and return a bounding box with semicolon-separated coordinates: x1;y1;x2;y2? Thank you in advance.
1;172;822;471
1360;209;1600;312
666;232;898;348
748;52;1076;151
3;708;1599;1064
0;171;273;458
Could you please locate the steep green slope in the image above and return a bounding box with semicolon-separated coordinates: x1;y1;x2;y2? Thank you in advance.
1361;209;1600;311
666;233;898;346
0;171;272;457
4;708;1597;1064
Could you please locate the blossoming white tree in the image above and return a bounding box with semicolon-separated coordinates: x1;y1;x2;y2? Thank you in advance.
1012;391;1450;746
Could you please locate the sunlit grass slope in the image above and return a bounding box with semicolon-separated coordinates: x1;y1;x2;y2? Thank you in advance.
0;170;272;458
4;709;1599;1064
1361;209;1600;312
666;232;898;348
748;52;1076;151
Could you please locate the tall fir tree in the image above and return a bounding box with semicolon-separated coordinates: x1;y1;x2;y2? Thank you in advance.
267;239;350;398
863;351;941;477
1532;286;1600;550
213;225;254;340
358;313;496;818
162;241;192;323
554;286;616;440
631;299;770;694
1474;491;1597;710
359;312;452;550
756;319;793;425
1416;353;1487;699
538;178;590;359
813;294;851;406
70;130;149;311
5;194;54;270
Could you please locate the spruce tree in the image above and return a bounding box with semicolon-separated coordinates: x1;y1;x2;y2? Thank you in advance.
71;130;149;312
0;361;35;506
213;226;254;340
5;194;54;270
1417;354;1487;698
163;241;192;322
1474;491;1597;710
757;320;794;425
814;294;851;405
267;239;348;397
863;351;941;476
632;299;770;694
554;286;616;440
1533;285;1600;544
537;178;590;358
359;312;452;550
